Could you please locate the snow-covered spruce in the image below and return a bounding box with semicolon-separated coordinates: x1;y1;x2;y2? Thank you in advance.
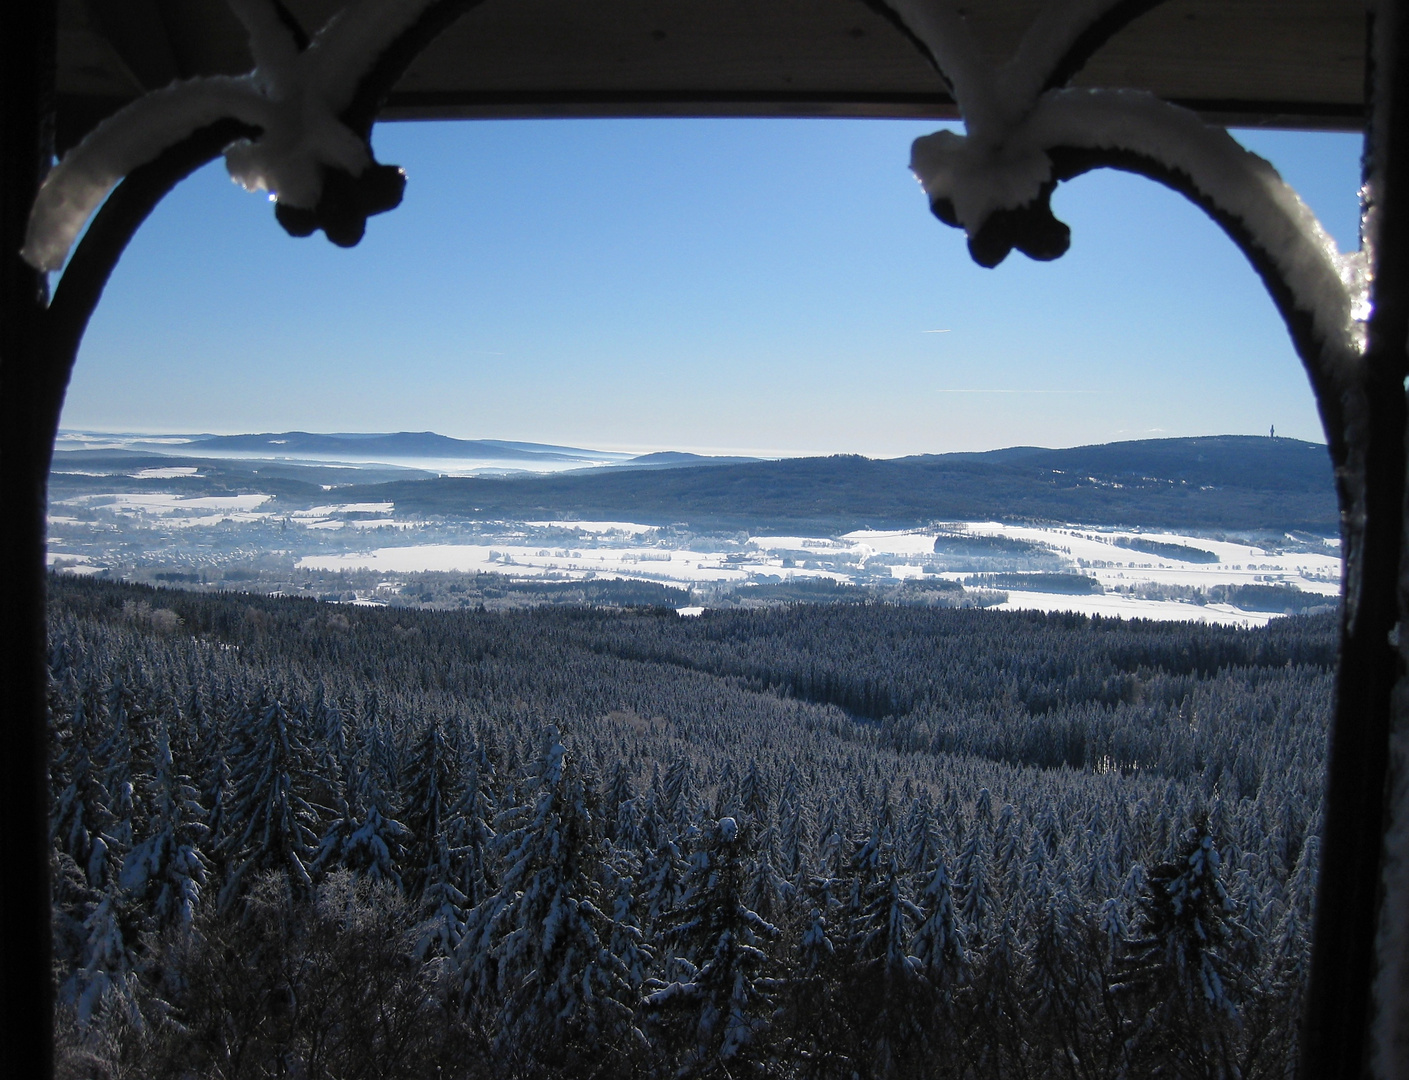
448;738;497;911
45;581;1334;1075
21;0;435;271
470;726;640;1070
646;815;781;1077
911;852;964;987
313;756;410;889
51;682;116;890
402;721;470;960
217;693;322;908
1113;824;1247;1072
119;716;211;931
71;888;143;1028
840;820;936;1077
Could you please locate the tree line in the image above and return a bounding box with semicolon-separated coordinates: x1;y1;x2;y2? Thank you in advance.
47;576;1329;1078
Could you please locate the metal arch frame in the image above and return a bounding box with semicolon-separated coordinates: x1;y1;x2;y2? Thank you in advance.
875;3;1405;1070
1052;122;1406;1076
1;3;486;1075
1046;113;1403;1080
1;1;1405;1077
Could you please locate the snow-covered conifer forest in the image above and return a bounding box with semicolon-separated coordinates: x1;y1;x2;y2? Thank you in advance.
48;575;1331;1078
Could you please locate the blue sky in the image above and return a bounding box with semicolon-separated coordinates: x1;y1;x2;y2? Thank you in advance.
62;119;1363;457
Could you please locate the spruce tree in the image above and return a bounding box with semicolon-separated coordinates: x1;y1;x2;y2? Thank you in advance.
746;821;788;923
98;676;143;860
314;760;410;890
738;759;770;828
73;886;142;1027
640;831;688;936
912;852;964;991
480;727;636;1071
451;739;498;911
844;838;928;1079
955;829;994;938
1114;823;1244;1075
602;758;637;842
614;793;648;853
779;877;856;1079
777;794;810;886
51;686;116;889
403;721;455;898
648;816;780;1078
607;851;655;997
217;692;321;908
662;756;694;831
119;716;210;931
402;722;469;963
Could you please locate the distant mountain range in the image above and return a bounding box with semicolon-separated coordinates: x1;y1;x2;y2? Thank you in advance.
129;431;631;464
609;451;764;471
337;435;1338;534
50;432;1339;534
57;430;766;471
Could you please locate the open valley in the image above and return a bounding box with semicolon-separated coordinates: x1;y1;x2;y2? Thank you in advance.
49;431;1342;626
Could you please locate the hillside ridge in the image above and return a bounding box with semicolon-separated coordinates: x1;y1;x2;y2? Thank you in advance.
337;434;1337;533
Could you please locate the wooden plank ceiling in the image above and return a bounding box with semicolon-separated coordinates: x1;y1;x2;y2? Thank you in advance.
56;0;1366;150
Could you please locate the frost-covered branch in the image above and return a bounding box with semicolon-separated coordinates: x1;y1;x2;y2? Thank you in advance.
22;0;446;271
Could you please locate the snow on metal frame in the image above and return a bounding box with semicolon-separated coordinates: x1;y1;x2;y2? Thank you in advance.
887;0;1376;663
883;2;1405;1074
20;0;438;272
911;93;1366;363
887;0;1368;448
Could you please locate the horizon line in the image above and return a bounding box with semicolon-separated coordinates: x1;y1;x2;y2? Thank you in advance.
54;426;1329;463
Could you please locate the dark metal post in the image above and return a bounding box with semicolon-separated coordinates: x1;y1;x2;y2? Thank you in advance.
1301;5;1409;1077
0;1;56;1079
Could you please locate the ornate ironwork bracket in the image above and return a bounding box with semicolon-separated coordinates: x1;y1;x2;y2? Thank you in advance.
879;0;1369;585
5;5;485;1075
14;0;493;581
22;0;491;485
873;1;1407;1075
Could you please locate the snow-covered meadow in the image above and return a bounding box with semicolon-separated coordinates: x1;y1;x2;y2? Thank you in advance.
294;521;1340;626
299;542;755;583
46;476;1341;625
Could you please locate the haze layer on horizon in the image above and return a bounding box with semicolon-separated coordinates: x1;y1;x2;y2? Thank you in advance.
62;119;1361;458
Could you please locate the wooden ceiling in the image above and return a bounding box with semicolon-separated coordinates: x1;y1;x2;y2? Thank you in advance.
56;0;1366;150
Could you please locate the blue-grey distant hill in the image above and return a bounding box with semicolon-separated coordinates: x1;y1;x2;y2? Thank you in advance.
156;431;623;464
338;435;1338;534
49;449;434;495
612;451;763;470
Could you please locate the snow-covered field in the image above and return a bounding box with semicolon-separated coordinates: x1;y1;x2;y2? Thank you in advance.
57;492;272;515
47;486;1342;626
848;525;1339;626
924;522;1341;592
52;492;273;527
293;522;1340;626
299;543;757;583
